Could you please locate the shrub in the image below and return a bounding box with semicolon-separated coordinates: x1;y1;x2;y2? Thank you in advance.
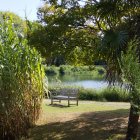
89;65;95;71
71;66;80;72
45;66;58;75
98;69;105;75
59;65;72;75
79;87;129;101
101;88;129;102
0;17;45;139
59;66;65;75
78;88;103;101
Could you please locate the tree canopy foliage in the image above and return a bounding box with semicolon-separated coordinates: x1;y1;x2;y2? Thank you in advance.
28;0;140;66
28;0;100;65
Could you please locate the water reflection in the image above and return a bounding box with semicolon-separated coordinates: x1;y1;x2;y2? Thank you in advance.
64;80;108;90
48;75;108;90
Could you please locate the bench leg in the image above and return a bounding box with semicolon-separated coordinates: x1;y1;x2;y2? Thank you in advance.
76;100;78;106
68;99;70;107
59;100;61;103
51;98;53;105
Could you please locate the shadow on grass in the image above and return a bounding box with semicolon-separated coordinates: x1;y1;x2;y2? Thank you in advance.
48;103;69;108
27;108;140;140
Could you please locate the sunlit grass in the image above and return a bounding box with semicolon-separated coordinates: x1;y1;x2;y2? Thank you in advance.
42;100;130;113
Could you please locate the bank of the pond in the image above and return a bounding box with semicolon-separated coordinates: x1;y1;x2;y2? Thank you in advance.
48;87;130;102
45;65;106;80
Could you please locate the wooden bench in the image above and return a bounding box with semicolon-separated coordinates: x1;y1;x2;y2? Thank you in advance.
49;88;79;107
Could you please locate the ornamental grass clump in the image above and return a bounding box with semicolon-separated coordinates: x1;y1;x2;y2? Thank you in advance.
0;17;45;139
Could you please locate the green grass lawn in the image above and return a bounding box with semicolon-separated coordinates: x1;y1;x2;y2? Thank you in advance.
27;100;140;140
42;100;129;113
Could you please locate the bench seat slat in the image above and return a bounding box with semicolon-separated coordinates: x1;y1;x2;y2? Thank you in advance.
53;95;77;100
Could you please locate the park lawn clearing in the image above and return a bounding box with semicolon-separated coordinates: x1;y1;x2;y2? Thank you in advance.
27;100;140;140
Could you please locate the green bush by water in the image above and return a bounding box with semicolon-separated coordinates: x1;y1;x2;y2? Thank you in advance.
59;65;72;75
78;88;103;101
45;65;106;80
45;66;59;75
101;88;129;102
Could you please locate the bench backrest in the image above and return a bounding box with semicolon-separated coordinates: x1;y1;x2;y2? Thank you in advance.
58;88;78;97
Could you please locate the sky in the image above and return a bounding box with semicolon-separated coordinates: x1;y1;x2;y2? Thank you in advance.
0;0;44;21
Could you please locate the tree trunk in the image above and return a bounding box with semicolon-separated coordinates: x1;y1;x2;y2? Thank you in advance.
126;105;139;140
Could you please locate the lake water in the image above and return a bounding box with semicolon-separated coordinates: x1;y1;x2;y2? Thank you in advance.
48;75;108;90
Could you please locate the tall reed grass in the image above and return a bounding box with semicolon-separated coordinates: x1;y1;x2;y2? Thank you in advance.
0;16;45;139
